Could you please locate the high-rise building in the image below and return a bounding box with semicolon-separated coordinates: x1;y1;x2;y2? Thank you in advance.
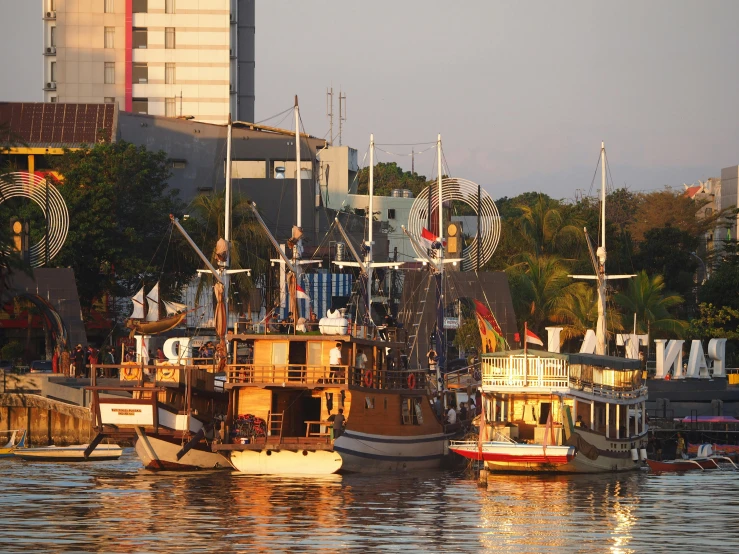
42;0;255;124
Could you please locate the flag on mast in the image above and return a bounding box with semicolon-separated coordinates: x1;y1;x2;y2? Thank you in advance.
474;299;507;353
296;284;310;301
525;328;544;347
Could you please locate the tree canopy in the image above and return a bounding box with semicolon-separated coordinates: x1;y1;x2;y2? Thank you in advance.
51;141;191;310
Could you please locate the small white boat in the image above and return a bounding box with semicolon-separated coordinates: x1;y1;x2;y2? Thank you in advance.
450;438;576;466
15;443;123;462
0;430;27;458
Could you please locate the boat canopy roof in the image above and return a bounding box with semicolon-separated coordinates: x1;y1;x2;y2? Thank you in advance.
482;349;641;371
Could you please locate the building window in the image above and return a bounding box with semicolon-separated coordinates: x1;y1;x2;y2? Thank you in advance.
104;97;115;103
132;0;148;13
104;27;114;49
165;98;176;117
50;26;56;47
387;208;395;220
132;63;148;83
165;63;175;85
104;62;115;84
50;96;57;103
170;159;187;169
165;28;175;49
132;28;148;49
50;61;56;82
165;0;175;14
132;98;148;114
104;0;114;13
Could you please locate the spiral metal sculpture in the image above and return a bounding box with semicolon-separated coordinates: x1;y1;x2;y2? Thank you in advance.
0;172;69;267
408;178;500;271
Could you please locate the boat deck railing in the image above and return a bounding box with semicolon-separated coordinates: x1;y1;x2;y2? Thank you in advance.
482;355;569;389
225;363;429;391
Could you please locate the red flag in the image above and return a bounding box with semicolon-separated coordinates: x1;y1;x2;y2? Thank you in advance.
525;328;544;347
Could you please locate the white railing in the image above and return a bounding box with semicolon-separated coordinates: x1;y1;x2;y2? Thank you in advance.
481;355;569;389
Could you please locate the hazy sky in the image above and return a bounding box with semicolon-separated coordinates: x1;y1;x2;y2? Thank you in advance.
2;1;738;200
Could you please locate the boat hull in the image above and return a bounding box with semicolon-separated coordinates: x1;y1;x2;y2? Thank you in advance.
334;430;450;473
646;458;721;472
15;444;123;462
228;448;343;475
134;431;232;470
0;430;26;458
450;441;575;466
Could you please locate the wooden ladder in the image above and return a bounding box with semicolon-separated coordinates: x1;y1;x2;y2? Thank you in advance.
268;412;284;440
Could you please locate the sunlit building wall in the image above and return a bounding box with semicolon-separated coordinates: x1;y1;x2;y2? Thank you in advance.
41;0;255;124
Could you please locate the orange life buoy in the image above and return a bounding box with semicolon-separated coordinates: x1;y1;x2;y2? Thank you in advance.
159;367;176;380
407;373;416;390
363;369;373;388
122;366;137;379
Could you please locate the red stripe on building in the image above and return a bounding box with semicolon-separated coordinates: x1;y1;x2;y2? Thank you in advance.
125;0;133;112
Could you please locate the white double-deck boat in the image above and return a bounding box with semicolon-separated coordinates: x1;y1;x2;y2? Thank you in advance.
453;142;649;473
469;350;648;473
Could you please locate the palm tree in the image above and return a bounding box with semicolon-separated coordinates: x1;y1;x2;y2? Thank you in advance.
188;190;271;312
507;253;586;337
551;285;625;344
614;271;687;337
509;195;585;259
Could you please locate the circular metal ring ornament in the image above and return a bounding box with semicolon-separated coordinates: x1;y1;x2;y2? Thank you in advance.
408;178;500;271
0;172;69;267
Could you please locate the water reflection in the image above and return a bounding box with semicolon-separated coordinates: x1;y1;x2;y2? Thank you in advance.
2;452;739;552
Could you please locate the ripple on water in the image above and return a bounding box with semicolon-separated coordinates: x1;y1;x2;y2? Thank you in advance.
2;451;739;552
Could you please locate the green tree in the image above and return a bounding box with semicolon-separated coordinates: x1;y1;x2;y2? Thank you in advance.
186;190;272;312
506;253;586;337
614;270;687;337
452;316;482;355
356;162;431;197
52;141;190;310
632;226;698;311
686;303;739;341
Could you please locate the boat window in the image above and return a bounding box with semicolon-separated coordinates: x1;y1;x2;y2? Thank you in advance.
401;397;423;425
272;343;288;366
365;396;375;409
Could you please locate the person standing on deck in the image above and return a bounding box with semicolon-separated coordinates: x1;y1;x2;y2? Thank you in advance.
676;433;686;459
333;408;346;439
329;342;343;383
355;348;368;385
74;345;85;378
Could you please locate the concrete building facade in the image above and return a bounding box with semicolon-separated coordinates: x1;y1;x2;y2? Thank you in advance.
721;166;738;243
42;0;255;124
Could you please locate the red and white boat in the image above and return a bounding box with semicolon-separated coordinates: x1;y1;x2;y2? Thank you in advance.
450;436;576;466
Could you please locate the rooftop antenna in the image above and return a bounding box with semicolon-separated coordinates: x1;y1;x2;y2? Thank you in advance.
326;86;334;145
338;89;347;146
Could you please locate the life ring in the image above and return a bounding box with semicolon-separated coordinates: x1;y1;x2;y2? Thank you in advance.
363;370;373;388
122;366;137;379
407;373;416;390
159;367;176;380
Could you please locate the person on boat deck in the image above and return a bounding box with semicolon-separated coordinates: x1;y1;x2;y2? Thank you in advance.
676;433;686;458
427;349;438;374
468;398;476;419
282;312;294;333
74;344;85;378
576;415;588;429
355;348;367;383
329;342;343;383
306;311;319;332
433;395;442;419
156;348;166;362
459;403;468;421
332;408;346;439
446;405;457;425
125;348;135;363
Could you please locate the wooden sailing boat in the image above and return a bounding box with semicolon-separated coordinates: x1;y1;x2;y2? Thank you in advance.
125;282;189;336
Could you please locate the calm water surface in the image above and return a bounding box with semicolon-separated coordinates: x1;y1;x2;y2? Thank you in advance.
2;449;739;553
